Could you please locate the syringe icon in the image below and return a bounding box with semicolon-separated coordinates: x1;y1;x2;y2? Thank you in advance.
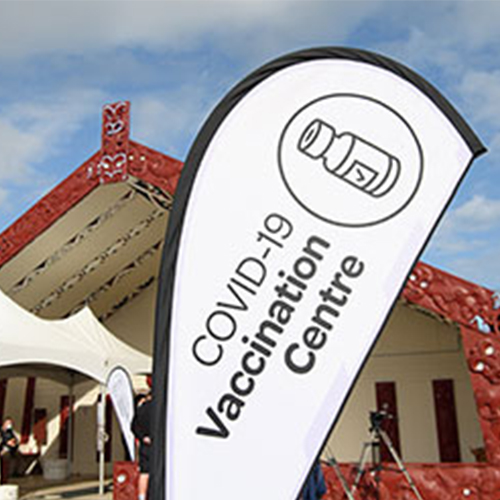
298;119;401;198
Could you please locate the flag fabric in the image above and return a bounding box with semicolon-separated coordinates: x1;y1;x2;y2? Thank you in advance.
151;47;485;500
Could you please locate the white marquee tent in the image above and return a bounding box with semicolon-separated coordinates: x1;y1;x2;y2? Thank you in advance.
0;288;151;383
0;288;151;486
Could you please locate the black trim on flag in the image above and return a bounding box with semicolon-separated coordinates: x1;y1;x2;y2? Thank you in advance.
151;46;486;500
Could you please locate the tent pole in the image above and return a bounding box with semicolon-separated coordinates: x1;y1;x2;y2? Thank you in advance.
67;374;74;478
98;383;106;495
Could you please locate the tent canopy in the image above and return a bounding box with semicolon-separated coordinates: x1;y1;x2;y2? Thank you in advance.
0;288;151;384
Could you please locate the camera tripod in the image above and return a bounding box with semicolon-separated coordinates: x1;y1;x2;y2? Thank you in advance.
325;411;424;500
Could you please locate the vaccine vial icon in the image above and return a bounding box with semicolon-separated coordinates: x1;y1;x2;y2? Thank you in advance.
298;119;401;198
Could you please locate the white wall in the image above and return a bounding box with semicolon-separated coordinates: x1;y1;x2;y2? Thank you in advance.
3;378;25;442
104;282;157;355
324;303;484;463
1;300;485;476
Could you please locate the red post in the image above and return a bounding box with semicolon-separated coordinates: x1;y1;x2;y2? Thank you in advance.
87;101;131;185
113;461;139;500
21;377;36;444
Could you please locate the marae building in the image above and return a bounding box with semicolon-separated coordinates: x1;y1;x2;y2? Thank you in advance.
1;102;500;498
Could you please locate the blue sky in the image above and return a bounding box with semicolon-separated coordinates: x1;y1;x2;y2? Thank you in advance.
1;1;500;289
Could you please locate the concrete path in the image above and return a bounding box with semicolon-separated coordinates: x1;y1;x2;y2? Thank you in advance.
6;476;113;500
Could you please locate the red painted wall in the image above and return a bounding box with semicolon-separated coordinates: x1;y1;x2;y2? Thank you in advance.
322;462;500;499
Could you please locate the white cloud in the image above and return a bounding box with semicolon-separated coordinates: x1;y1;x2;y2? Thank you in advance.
376;26;466;77
0;1;390;227
431;195;500;254
0;187;8;207
0;1;383;60
450;2;500;49
459;70;500;126
0;120;46;182
133;84;215;158
0;88;106;215
446;248;500;290
375;2;500;83
0;2;297;57
451;195;500;231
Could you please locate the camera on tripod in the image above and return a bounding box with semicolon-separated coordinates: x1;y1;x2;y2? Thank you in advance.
325;408;424;500
369;409;393;432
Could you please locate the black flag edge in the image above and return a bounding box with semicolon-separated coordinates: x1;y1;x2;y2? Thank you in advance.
151;46;486;500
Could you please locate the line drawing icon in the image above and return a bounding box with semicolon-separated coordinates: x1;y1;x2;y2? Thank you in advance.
298;119;401;198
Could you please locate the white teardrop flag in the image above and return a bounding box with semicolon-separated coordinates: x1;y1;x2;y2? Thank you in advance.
107;367;136;461
152;48;485;500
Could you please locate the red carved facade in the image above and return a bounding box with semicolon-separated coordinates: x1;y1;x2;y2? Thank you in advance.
113;461;139;500
0;152;101;267
0;102;182;268
1;102;500;497
128;141;182;195
401;261;500;466
320;262;500;498
323;463;500;500
402;262;493;331
87;101;131;185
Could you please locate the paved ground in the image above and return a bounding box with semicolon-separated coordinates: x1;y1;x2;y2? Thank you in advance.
4;476;113;500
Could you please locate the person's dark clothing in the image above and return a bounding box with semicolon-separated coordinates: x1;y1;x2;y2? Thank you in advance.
302;461;327;500
1;427;19;482
0;428;18;456
131;398;152;473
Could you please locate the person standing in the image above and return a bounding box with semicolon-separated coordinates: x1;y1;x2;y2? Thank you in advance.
131;393;152;500
302;460;327;500
0;417;19;483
